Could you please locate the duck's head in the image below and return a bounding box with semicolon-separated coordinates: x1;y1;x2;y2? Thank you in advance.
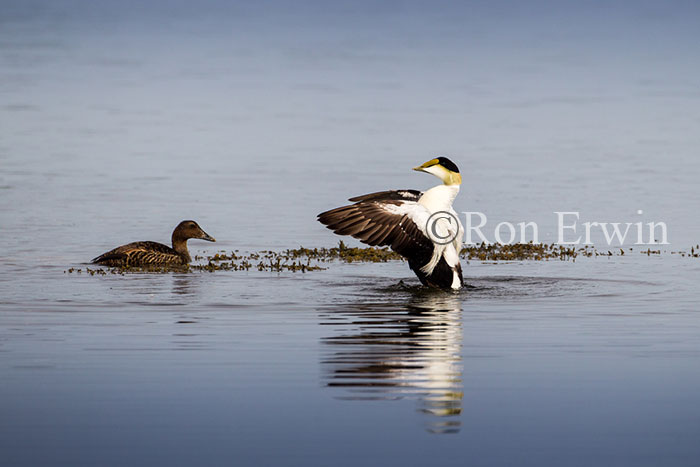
174;220;216;242
413;157;461;185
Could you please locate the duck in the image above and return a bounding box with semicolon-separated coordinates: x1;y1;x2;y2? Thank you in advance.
318;157;464;290
92;220;216;267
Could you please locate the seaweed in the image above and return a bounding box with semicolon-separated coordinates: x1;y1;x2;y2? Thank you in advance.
69;242;699;275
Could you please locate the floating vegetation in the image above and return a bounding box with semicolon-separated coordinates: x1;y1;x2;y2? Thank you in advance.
282;241;402;263
461;243;580;261
463;243;700;261
69;242;699;275
65;265;186;275
190;251;325;273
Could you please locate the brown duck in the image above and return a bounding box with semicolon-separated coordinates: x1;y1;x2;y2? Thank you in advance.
92;220;216;267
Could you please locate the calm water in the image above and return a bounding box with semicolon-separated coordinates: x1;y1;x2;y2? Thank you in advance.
2;2;700;466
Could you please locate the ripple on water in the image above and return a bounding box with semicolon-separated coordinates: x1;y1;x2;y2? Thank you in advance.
316;269;665;434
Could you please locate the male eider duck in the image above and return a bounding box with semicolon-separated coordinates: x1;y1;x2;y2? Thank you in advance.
92;220;215;267
318;157;464;290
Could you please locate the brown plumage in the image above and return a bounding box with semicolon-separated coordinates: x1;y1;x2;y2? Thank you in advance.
92;220;216;267
318;196;431;251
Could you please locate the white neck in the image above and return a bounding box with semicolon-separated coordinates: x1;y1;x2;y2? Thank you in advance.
418;183;460;212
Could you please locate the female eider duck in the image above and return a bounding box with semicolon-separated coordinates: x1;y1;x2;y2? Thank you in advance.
92;220;215;267
318;157;464;290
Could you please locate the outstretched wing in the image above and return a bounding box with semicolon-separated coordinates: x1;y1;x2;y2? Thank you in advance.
317;193;433;260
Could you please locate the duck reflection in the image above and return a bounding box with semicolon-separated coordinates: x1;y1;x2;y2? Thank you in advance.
320;291;463;434
172;273;198;296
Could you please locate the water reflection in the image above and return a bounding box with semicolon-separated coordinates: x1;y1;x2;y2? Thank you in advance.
320;291;463;434
172;273;198;296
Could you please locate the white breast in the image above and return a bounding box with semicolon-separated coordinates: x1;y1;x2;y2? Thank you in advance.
417;183;463;278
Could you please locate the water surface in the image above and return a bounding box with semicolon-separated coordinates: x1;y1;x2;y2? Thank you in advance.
2;2;700;466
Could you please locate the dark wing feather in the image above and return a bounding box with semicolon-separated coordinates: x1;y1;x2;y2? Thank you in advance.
348;190;423;203
318;199;433;260
92;241;182;266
